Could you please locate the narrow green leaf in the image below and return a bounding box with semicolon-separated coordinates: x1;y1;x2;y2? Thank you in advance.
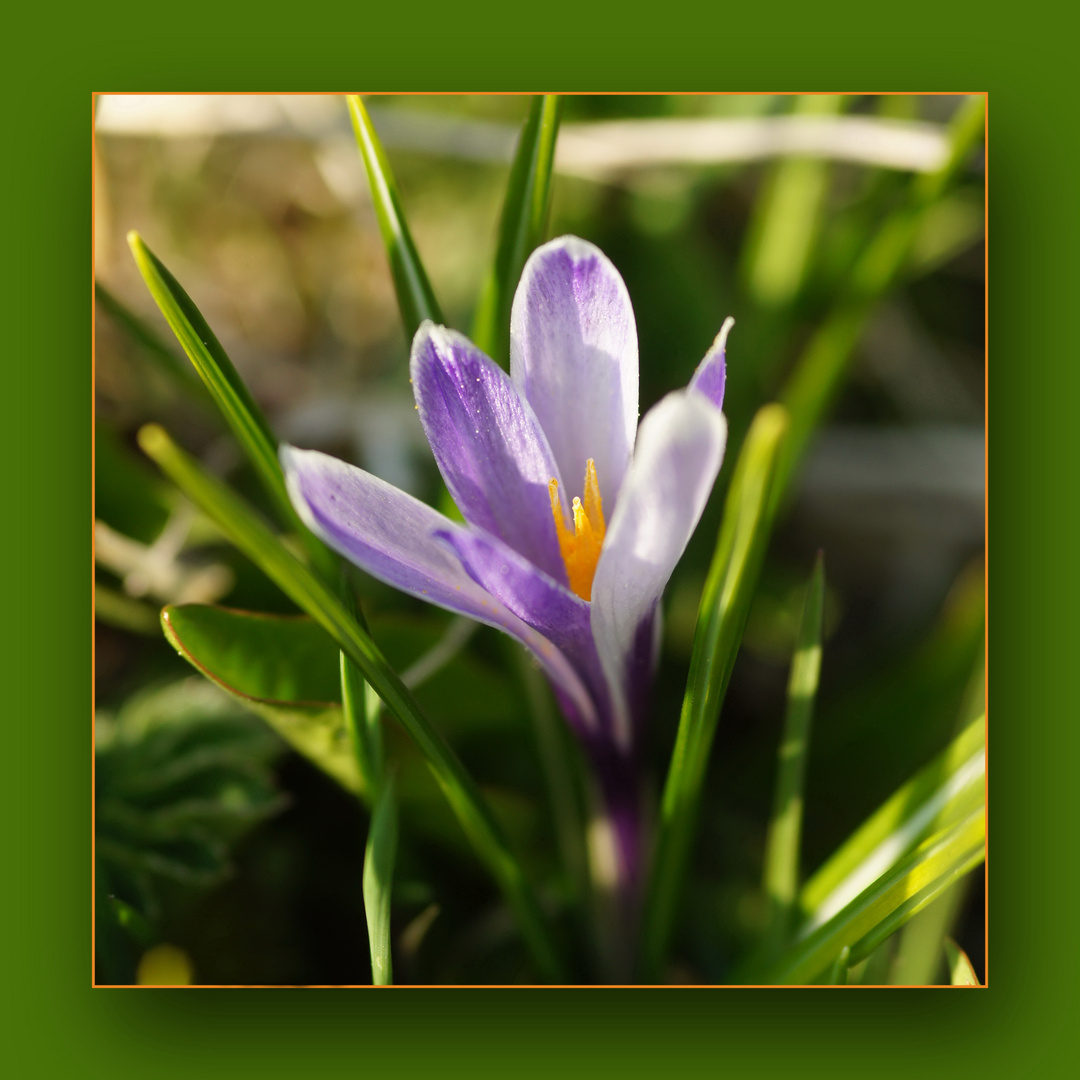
773;95;985;510
825;945;850;985
364;773;399;985
126;232;335;581
339;576;383;797
96;282;209;400
741;95;845;309
161;604;363;796
764;807;985;984
640;404;789;980
138;425;562;980
944;937;980;986
799;712;985;930
889;653;984;985
347;96;443;339
472;95;562;365
127;234;282;506
762;552;825;954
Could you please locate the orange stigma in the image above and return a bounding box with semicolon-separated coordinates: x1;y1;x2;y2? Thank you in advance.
549;458;606;601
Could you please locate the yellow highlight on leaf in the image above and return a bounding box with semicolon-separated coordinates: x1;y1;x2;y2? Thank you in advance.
549;459;606;601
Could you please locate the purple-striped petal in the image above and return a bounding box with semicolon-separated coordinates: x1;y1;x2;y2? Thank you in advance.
281;445;597;729
688;316;733;411
589;392;728;751
436;526;613;740
411;323;567;583
510;236;639;511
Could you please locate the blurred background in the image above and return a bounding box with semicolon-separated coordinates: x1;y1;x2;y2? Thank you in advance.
93;94;984;985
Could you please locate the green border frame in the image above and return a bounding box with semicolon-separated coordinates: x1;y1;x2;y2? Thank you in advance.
4;2;1062;1073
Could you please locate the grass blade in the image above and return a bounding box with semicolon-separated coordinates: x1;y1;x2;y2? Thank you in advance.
945;937;980;986
137;424;562;981
741;95;845;310
96;282;209;401
364;773;398;985
825;945;850;985
799;711;985;931
761;552;825;955
889;653;985;984
764;807;985;984
471;95;562;365
640;403;789;981
347;96;444;340
339;575;384;799
126;233;333;580
773;95;985;509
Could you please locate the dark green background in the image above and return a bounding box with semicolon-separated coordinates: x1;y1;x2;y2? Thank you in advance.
4;1;1065;1073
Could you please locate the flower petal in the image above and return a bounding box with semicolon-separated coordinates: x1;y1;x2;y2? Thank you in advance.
688;316;733;411
589;392;728;751
436;526;613;740
410;323;567;583
510;236;638;510
282;445;597;728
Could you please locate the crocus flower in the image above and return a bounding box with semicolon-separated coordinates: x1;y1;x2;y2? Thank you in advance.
282;237;730;891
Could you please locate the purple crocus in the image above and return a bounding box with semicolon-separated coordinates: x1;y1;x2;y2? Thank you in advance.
282;237;730;894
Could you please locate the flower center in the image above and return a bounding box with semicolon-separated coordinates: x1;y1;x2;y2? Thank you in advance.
548;458;606;601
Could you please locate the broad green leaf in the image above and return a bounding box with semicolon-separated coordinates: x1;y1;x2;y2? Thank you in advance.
161;603;363;795
127;233;333;579
773;95;985;511
945;937;980;986
764;807;984;984
472;95;562;365
762;552;825;954
799;711;985;931
640;404;789;980
347;96;443;340
364;774;399;985
139;424;562;980
163;605;342;703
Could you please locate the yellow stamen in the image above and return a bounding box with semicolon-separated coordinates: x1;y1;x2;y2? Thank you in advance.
549;458;607;601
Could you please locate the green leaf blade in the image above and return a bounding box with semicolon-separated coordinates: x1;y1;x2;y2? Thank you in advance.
160;604;364;796
799;711;985;928
364;774;399;986
126;233;334;579
945;937;980;986
347;96;443;340
471;95;562;365
762;551;825;955
766;808;985;985
773;96;985;512
640;403;789;981
127;233;281;498
139;424;562;981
